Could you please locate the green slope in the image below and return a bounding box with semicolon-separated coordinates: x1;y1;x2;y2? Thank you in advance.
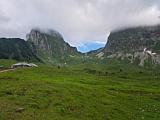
0;59;17;69
0;63;159;120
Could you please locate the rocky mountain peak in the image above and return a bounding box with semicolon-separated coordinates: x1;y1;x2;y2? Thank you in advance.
104;25;160;54
103;25;160;67
26;28;81;64
26;28;63;40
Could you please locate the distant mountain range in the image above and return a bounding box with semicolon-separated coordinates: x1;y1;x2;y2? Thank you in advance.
0;25;160;68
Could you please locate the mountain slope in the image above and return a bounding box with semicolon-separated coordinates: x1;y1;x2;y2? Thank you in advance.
104;25;160;53
0;38;41;62
103;25;160;67
27;29;82;65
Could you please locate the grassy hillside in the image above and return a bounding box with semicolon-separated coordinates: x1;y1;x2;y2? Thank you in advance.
0;59;18;69
0;60;159;119
63;57;158;75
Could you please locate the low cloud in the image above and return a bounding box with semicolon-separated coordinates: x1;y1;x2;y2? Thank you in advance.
0;0;160;47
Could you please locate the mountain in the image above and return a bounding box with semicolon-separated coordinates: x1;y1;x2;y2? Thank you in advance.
103;25;160;67
104;25;160;53
85;48;105;59
26;28;82;65
0;38;41;62
0;26;160;68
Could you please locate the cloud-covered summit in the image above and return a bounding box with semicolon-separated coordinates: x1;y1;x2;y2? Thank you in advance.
0;0;160;48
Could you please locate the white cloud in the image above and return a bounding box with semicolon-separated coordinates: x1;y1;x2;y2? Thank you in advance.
0;0;160;47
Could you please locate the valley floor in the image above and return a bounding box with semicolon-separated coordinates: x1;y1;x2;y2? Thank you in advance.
0;65;160;120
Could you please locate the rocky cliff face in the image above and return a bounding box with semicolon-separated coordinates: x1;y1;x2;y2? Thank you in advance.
27;28;81;64
104;25;160;54
103;25;160;67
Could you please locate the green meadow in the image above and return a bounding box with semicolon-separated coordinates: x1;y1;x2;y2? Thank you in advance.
0;59;160;120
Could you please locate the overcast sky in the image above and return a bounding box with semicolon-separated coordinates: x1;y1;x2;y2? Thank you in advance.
0;0;160;52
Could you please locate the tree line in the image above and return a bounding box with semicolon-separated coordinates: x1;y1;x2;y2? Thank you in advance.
0;38;41;62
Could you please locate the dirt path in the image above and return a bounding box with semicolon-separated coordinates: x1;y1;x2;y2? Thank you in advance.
0;69;15;73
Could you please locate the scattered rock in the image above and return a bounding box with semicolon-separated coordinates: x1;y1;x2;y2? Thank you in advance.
15;108;25;112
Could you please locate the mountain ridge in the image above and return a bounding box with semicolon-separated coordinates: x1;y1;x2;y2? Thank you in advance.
104;25;160;53
26;28;82;65
0;25;160;68
102;25;160;67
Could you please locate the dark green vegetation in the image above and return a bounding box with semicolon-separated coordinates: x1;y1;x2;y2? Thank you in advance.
0;38;41;62
0;59;160;120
